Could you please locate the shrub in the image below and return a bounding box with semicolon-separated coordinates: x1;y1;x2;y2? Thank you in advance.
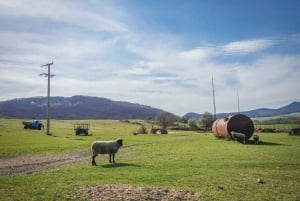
133;125;148;135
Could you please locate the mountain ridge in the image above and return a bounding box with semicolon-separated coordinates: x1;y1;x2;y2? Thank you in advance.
0;95;164;120
183;101;300;120
0;96;299;120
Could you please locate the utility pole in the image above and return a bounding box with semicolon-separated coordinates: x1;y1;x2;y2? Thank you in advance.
212;76;217;120
40;62;55;135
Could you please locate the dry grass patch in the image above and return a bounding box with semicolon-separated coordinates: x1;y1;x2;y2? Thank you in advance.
83;184;201;201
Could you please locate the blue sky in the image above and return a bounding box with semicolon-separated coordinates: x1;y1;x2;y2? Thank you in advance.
0;0;300;115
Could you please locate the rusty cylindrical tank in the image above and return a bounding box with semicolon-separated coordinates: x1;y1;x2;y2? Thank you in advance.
211;114;254;140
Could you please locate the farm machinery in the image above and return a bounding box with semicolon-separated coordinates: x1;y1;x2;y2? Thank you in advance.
22;120;44;130
74;123;90;136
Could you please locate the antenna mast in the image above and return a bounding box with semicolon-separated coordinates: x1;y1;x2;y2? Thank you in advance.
237;88;240;113
212;76;217;120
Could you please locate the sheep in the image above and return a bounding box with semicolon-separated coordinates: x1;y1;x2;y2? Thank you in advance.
91;138;123;166
253;134;259;145
231;131;246;144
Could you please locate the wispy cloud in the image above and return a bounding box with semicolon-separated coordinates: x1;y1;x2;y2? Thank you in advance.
222;39;274;55
179;47;214;61
0;0;129;33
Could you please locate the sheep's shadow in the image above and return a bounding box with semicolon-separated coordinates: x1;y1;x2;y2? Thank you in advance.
100;162;141;168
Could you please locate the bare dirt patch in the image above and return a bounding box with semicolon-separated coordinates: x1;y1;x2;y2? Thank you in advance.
0;150;90;176
81;184;202;201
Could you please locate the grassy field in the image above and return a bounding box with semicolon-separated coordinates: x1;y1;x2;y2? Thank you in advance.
0;118;300;201
254;123;299;131
252;112;300;131
251;112;300;121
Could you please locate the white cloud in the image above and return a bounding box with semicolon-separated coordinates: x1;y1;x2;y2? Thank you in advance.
222;39;274;55
206;53;300;112
179;47;214;61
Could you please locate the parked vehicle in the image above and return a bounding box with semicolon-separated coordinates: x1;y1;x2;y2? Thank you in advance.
22;120;44;130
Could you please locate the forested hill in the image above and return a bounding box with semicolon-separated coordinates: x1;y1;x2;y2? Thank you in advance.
0;96;163;120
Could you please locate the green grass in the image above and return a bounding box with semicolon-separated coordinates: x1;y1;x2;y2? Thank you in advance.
251;112;300;121
254;123;299;130
0;118;300;201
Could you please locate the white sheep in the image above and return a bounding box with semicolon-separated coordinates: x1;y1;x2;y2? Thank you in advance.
91;138;123;166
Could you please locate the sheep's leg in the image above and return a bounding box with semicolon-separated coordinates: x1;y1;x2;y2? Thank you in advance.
92;153;97;166
112;154;115;163
109;153;112;163
109;153;115;163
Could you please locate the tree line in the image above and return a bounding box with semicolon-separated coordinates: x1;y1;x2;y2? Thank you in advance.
156;111;215;132
253;116;300;125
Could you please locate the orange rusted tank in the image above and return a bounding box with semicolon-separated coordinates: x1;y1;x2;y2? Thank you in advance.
212;114;254;140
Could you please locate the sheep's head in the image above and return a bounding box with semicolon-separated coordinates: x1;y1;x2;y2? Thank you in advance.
116;138;123;147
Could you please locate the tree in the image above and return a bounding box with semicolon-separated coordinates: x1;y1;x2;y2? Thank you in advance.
188;119;198;130
199;112;214;131
156;111;177;134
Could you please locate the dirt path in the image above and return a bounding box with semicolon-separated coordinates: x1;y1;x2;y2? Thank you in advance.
0;144;149;177
0;150;90;176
